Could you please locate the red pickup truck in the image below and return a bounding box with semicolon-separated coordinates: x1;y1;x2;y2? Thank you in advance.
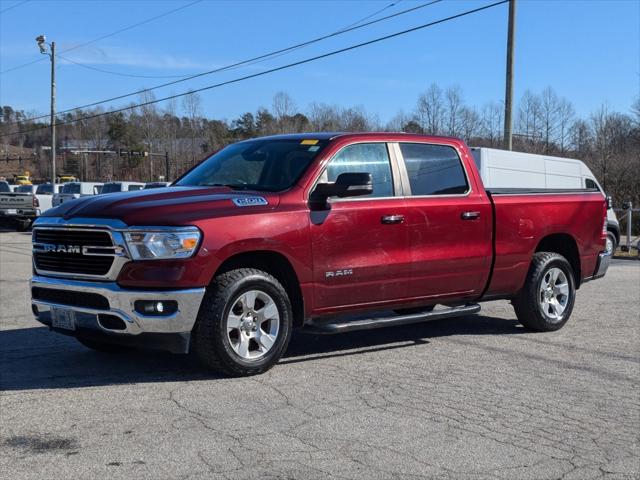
31;133;610;376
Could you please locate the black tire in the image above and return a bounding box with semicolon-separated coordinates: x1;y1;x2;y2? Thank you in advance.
512;252;576;332
193;268;293;377
76;337;131;353
16;219;31;231
393;305;435;315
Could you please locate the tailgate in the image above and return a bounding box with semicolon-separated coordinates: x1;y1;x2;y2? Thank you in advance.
0;193;34;210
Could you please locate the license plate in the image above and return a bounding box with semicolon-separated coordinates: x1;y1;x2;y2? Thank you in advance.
51;308;76;331
5;209;17;215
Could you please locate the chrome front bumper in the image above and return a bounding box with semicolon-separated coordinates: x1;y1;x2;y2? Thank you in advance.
31;275;205;351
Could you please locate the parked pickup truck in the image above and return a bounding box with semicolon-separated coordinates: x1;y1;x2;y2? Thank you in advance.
31;133;610;376
0;180;40;230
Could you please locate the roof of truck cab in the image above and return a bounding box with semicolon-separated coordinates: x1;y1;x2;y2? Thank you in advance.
243;132;464;143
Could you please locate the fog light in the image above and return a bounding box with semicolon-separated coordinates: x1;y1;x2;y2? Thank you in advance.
134;300;178;316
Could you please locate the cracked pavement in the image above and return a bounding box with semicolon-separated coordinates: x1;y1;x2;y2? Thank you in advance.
1;230;639;479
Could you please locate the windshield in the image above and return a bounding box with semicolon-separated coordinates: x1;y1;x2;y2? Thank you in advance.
62;183;81;194
175;139;329;191
101;183;122;193
36;184;54;194
15;185;34;193
0;182;10;193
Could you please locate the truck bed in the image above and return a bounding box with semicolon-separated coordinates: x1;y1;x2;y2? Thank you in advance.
484;189;605;298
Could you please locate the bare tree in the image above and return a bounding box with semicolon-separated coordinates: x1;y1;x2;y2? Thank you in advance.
517;90;542;148
182;91;202;165
444;86;463;137
272;91;296;133
480;102;503;146
416;84;444;135
459;106;482;141
556;98;575;153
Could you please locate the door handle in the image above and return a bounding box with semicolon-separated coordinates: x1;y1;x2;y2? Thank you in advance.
381;214;405;224
461;211;480;220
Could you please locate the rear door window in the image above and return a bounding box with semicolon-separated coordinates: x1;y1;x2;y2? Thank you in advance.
399;143;469;196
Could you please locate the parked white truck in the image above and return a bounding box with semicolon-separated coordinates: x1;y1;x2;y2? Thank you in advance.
0;180;40;230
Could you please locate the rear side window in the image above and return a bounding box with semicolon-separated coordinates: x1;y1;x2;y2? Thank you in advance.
0;182;10;193
400;143;468;195
319;143;394;198
585;178;600;191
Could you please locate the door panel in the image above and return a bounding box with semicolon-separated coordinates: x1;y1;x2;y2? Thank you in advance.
404;196;491;299
396;142;492;300
310;198;410;311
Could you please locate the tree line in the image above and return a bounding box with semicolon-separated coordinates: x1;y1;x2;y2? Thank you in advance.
1;86;638;208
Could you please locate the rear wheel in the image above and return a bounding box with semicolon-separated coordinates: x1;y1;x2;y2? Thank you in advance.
16;219;31;231
512;252;576;332
193;268;292;376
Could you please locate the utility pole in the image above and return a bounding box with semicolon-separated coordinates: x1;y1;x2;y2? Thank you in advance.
503;0;516;150
36;35;56;183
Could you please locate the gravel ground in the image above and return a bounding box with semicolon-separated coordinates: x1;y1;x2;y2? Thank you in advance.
1;230;639;480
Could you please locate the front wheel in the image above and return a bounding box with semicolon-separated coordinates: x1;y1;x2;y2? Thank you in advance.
512;252;576;332
193;268;292;376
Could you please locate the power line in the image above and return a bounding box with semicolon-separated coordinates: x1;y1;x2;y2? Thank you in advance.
0;0;203;74
12;0;443;125
3;0;508;138
339;0;404;30
57;54;193;79
51;1;409;82
0;0;30;14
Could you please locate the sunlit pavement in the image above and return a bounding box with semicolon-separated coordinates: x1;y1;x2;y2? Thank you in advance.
1;230;639;480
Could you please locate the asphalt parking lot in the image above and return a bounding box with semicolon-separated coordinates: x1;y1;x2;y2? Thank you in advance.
0;230;638;480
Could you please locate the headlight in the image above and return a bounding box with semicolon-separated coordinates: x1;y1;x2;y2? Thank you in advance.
124;227;201;260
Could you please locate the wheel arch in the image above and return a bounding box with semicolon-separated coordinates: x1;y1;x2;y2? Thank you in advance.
534;233;581;287
213;250;305;328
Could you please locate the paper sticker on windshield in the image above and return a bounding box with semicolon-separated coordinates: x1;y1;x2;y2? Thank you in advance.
232;196;268;207
300;139;319;145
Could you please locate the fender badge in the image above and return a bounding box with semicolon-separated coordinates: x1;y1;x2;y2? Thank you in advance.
232;196;268;207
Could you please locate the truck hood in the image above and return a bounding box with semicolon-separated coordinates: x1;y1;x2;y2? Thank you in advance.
42;186;281;225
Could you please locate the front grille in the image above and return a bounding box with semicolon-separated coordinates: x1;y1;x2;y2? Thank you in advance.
34;252;114;275
33;229;112;247
33;228;115;276
32;287;110;310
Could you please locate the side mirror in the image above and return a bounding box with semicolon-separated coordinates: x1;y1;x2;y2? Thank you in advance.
606;196;613;209
310;172;373;209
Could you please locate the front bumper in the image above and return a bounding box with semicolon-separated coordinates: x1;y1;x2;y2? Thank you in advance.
31;275;205;353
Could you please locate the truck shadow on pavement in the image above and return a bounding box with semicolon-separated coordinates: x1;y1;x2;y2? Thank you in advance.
0;314;525;391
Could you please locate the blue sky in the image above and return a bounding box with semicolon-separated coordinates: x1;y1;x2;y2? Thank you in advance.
0;0;638;123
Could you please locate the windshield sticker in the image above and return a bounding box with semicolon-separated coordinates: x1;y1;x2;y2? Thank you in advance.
232;196;269;207
300;139;319;145
308;145;320;152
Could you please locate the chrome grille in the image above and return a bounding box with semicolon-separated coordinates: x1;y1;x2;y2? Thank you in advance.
32;227;124;278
